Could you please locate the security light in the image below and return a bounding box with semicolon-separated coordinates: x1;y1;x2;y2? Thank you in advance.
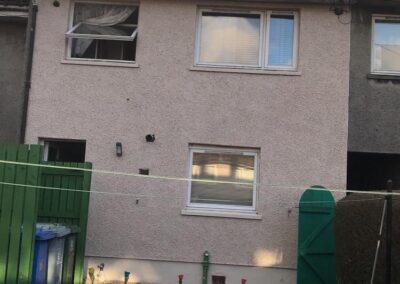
116;142;123;157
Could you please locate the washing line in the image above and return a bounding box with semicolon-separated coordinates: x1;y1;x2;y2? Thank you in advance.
0;181;392;206
0;160;399;196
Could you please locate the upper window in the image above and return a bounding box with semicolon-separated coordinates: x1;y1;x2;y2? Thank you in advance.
66;2;139;62
372;16;400;74
188;146;258;211
195;9;298;70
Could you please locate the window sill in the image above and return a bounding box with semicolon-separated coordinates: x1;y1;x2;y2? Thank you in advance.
181;208;262;220
61;59;139;68
367;73;400;81
190;66;301;76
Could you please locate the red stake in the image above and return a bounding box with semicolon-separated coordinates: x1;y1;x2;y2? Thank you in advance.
241;279;247;284
178;274;184;284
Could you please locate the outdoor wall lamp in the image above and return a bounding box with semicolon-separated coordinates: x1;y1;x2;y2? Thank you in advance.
53;0;60;7
116;142;123;157
145;134;155;143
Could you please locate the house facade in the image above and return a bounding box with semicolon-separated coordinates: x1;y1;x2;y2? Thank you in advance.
24;0;350;283
347;0;400;191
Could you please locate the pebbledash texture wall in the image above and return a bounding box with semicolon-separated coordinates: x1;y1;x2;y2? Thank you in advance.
25;0;350;283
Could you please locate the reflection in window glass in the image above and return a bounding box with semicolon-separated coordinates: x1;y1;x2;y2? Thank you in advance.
199;12;261;66
374;19;400;72
268;15;294;66
190;151;255;207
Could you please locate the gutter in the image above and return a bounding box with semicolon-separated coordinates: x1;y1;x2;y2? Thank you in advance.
20;0;37;144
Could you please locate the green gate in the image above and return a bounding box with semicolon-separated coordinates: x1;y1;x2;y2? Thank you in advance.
38;161;92;284
0;144;92;284
297;186;337;284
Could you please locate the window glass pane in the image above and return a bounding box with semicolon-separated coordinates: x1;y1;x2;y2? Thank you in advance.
374;20;400;72
191;152;255;206
45;141;86;163
199;12;261;66
71;38;136;61
267;15;294;66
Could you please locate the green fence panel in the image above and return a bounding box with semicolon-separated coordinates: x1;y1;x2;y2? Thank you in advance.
0;144;42;284
19;145;42;283
37;161;92;284
297;186;337;284
0;144;92;284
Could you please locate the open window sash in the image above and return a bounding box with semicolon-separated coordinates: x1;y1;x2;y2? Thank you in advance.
66;22;138;41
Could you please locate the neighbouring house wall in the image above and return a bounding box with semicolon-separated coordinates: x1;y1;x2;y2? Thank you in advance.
0;20;26;143
348;6;400;154
25;0;350;282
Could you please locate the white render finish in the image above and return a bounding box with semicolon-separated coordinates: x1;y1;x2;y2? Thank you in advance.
84;256;296;284
25;0;350;282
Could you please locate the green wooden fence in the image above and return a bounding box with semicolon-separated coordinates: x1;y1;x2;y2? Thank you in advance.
0;144;42;284
0;144;92;284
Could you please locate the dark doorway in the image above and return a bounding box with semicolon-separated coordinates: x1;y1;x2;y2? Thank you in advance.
347;152;400;191
43;139;86;163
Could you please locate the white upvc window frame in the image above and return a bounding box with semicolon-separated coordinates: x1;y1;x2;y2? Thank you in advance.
66;22;138;41
194;8;299;71
371;14;400;75
187;146;259;212
65;0;139;64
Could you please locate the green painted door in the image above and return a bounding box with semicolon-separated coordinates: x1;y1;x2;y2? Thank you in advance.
297;186;337;284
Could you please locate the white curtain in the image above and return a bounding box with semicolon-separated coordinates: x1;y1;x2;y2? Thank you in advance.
85;7;135;26
73;5;136;57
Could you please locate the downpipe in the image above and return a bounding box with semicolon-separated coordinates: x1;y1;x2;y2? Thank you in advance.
20;0;38;143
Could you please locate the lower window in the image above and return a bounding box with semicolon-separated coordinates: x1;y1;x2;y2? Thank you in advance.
41;139;86;163
188;145;258;211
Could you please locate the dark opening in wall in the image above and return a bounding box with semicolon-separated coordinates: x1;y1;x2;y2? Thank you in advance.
347;152;400;191
43;139;86;163
212;275;226;284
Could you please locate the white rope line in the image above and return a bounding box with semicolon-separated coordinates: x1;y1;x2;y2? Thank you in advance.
268;184;400;196
0;160;399;196
0;181;390;205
